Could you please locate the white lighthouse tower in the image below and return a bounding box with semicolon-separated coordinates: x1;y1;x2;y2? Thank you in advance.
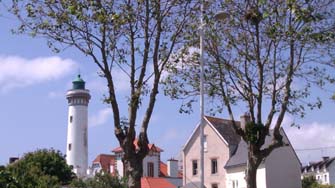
66;74;90;178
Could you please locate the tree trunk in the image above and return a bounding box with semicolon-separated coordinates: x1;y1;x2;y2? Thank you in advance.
246;144;262;188
246;158;258;188
124;156;143;188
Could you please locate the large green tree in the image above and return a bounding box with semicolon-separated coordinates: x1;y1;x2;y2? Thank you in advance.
164;0;335;187
10;1;196;187
6;149;74;188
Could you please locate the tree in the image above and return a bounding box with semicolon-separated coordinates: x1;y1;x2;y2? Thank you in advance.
5;149;74;188
9;1;196;187
0;166;19;188
163;0;335;188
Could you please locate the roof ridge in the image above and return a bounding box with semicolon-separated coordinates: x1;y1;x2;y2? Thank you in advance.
205;115;241;123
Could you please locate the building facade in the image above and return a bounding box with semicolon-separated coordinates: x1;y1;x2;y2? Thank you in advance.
302;157;335;185
183;116;301;188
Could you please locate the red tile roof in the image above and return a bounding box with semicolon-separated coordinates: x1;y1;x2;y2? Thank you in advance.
92;154;115;174
159;162;183;178
112;139;163;153
141;177;176;188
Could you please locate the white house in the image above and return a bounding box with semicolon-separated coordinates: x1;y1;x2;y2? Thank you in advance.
91;154;116;176
302;157;335;185
182;115;301;188
106;140;183;188
112;140;164;178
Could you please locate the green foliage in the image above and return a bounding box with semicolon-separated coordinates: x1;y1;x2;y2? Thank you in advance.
0;166;19;188
6;149;75;188
245;122;264;144
302;176;335;188
302;176;319;188
163;0;335;119
69;172;127;188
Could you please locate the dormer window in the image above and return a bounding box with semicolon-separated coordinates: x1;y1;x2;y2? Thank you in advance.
147;162;154;177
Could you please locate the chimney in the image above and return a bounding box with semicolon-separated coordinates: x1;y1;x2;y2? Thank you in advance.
323;156;330;161
167;158;178;178
9;157;19;164
240;113;251;130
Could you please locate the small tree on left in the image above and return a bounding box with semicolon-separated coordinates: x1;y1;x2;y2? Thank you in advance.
6;148;75;188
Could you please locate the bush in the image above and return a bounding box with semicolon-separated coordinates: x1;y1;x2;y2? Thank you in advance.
6;148;75;188
302;176;335;188
69;172;127;188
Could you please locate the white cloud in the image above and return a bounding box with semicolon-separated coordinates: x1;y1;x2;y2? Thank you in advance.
0;55;77;92
285;121;335;164
89;108;113;127
48;91;64;99
268;115;335;164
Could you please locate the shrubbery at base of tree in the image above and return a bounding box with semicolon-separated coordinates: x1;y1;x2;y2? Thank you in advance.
302;176;335;188
69;172;127;188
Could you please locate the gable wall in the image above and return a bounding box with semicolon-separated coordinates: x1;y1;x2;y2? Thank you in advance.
265;133;302;188
142;152;160;177
226;164;266;188
327;161;335;184
183;123;230;188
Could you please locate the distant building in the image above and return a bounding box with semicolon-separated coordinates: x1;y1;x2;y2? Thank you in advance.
182;115;301;188
92;140;182;188
91;154;116;176
301;156;335;185
9;157;19;164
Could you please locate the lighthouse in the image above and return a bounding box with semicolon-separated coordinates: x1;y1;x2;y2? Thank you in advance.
66;74;91;178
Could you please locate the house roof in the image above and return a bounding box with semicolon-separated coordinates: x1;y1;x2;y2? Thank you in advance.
302;157;335;172
112;139;163;153
205;116;241;146
92;154;115;172
225;128;299;169
183;116;241;153
141;177;177;188
159;161;183;178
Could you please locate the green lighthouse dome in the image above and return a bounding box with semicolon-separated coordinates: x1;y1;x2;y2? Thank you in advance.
72;74;85;89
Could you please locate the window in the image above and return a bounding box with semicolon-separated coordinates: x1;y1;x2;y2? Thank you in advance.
232;180;238;188
70;116;73;123
211;183;218;188
211;159;218;174
324;174;327;182
204;135;208;152
68;143;72;151
92;163;100;169
84;130;87;146
192;160;198;175
147;162;154;177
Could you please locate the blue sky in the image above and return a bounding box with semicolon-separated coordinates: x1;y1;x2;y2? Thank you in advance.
1;5;335;167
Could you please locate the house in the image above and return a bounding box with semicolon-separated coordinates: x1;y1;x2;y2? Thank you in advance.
301;156;335;185
91;140;182;188
182;115;301;188
91;154;116;175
